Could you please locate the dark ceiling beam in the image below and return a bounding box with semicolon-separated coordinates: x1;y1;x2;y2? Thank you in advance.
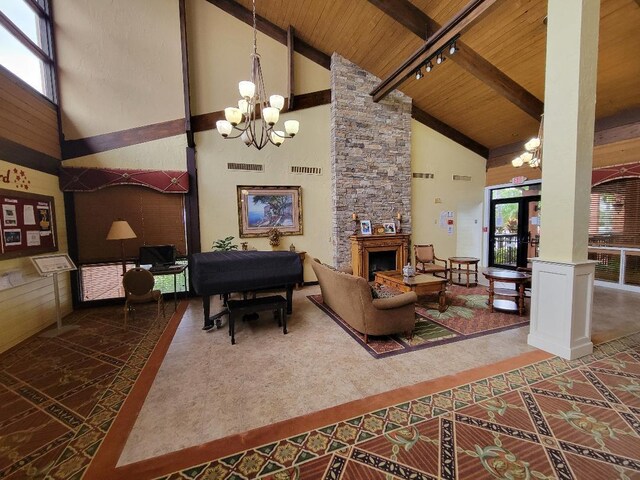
204;0;330;69
371;0;499;103
487;107;640;167
412;105;489;158
367;0;544;119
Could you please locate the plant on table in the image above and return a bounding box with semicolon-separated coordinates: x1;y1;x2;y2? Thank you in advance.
212;236;238;251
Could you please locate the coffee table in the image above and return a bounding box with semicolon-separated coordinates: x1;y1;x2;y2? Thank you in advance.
374;270;447;312
483;268;531;316
448;257;479;287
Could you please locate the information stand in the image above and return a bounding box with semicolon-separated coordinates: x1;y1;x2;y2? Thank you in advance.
30;254;78;337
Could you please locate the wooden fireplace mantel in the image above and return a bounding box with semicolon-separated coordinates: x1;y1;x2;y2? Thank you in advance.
350;234;410;279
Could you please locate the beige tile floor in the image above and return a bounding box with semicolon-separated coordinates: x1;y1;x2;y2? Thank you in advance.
118;278;640;466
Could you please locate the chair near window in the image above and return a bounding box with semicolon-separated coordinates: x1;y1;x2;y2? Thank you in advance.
414;244;448;278
122;268;164;328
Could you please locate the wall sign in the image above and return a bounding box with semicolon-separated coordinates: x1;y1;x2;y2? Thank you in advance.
0;188;57;260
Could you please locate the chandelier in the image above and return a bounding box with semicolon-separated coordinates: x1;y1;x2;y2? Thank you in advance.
215;0;299;150
512;114;543;169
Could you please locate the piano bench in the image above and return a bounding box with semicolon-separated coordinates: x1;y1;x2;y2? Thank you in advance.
226;295;288;345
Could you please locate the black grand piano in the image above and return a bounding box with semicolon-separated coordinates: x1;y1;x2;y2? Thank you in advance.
190;250;303;330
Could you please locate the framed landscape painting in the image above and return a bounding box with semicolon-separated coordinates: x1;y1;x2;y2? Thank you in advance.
237;186;303;237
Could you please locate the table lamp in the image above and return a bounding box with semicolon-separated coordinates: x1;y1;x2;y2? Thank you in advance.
106;219;137;275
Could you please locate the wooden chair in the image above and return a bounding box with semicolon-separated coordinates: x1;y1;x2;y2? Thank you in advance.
413;244;448;279
122;268;164;328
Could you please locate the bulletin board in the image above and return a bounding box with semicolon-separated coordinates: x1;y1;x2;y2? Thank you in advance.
0;188;58;260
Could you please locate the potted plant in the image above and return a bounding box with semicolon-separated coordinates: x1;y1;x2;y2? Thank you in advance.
212;236;238;251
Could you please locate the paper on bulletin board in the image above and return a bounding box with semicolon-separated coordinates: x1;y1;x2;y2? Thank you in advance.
447;225;454;235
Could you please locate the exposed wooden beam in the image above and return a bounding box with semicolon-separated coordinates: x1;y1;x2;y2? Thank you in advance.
179;0;194;147
0;11;51;64
204;0;330;69
287;26;295;111
487;107;640;167
371;0;499;103
61;119;185;160
191;89;332;133
0;137;60;175
367;0;544;119
412;105;489;158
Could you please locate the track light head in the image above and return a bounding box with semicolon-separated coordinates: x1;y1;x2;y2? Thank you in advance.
449;42;457;55
425;61;433;72
436;53;444;65
415;68;423;80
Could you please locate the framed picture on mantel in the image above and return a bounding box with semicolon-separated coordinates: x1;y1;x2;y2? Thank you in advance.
360;220;372;235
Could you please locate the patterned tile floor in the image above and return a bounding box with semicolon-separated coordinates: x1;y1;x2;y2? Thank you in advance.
1;301;639;479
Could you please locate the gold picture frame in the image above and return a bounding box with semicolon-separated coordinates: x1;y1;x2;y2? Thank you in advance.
237;185;303;238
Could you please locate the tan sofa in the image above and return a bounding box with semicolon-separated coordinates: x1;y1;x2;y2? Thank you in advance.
311;260;417;342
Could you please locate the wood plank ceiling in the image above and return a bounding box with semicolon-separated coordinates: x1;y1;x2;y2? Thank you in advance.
233;0;640;153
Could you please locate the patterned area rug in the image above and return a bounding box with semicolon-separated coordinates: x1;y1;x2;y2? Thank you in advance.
308;285;530;358
0;302;178;479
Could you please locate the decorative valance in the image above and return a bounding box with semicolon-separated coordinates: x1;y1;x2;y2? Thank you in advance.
59;167;189;193
592;161;640;187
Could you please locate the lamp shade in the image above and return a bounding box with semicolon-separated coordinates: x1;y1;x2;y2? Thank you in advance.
106;220;137;241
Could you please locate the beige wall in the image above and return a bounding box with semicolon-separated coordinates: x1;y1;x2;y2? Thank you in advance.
411;121;487;262
195;105;332;281
54;0;184;139
0;160;70;353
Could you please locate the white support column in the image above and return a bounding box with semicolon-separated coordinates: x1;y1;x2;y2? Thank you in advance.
527;0;600;360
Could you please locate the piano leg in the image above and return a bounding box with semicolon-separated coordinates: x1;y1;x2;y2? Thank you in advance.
286;285;293;314
202;294;229;331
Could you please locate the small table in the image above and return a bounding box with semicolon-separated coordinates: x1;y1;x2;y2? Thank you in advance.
483;268;531;316
448;257;479;287
375;270;448;312
148;264;187;311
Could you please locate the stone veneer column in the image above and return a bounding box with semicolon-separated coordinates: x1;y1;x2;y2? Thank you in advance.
330;53;413;268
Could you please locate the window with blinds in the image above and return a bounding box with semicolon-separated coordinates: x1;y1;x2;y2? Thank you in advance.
74;185;187;264
588;178;640;247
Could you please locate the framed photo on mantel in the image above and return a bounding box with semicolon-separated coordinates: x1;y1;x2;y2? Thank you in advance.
237;186;302;238
360;220;372;235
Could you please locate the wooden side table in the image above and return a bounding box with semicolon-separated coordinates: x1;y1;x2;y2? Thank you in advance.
448;257;479;287
483;268;531;316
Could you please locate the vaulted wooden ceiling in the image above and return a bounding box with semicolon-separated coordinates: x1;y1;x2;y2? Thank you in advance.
228;0;640;155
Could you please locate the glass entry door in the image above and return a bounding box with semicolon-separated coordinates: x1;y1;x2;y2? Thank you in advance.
489;185;541;270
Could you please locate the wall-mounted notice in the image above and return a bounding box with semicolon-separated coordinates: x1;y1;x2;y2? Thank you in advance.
0;188;57;260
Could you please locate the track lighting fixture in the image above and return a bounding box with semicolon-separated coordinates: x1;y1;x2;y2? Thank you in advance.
409;35;458;81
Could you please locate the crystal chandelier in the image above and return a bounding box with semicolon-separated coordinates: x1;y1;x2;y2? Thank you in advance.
512;114;543;169
215;0;299;150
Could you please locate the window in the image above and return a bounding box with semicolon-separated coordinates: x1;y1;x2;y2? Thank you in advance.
0;0;56;101
74;186;188;301
589;178;640;246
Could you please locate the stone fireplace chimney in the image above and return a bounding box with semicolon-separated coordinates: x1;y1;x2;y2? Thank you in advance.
330;53;413;269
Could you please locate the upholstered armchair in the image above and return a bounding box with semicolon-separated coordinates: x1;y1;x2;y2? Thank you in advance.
414;244;448;278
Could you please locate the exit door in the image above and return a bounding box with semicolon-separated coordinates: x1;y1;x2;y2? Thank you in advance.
489;192;541;270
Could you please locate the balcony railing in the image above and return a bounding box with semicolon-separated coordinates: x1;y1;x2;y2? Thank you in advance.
493;234;519;266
